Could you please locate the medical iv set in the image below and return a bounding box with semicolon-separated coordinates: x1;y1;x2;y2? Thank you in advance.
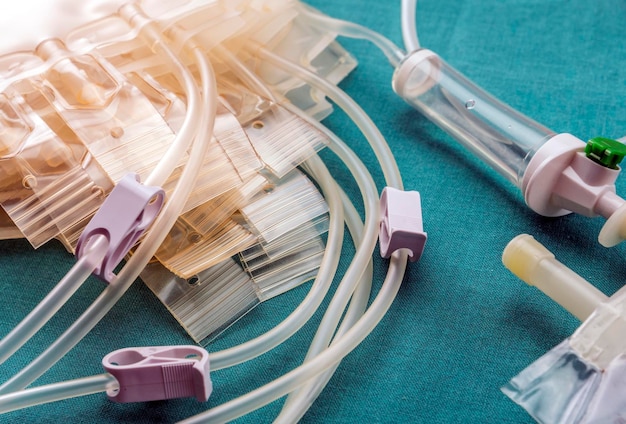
0;0;622;422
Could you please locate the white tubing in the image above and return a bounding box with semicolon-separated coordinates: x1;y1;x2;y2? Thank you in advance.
276;190;373;423
296;3;405;67
209;146;360;370
256;48;403;189
401;0;421;52
0;235;107;365
0;48;217;394
0;373;118;414
180;47;408;424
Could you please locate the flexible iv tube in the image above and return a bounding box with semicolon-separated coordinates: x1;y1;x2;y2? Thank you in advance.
0;235;108;364
209;118;377;371
267;52;406;421
296;3;404;67
179;45;407;422
0;44;216;394
401;0;420;52
276;190;373;423
122;5;203;189
0;373;118;414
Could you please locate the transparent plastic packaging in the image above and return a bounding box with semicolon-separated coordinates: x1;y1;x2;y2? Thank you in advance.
240;214;329;262
243;103;329;178
141;258;260;345
240;170;329;243
504;339;626;424
0;4;407;424
393;49;555;187
246;237;326;301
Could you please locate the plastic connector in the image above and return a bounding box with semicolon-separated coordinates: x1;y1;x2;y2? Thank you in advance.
379;187;427;262
502;234;608;321
102;346;212;403
75;173;164;283
523;133;625;219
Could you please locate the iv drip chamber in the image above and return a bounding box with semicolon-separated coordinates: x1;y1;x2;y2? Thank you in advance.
393;49;626;233
392;49;555;188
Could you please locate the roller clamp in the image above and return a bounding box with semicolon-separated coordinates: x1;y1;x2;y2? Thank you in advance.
102;346;212;403
75;173;165;283
379;187;427;262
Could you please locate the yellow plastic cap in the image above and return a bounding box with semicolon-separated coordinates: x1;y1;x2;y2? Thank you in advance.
502;234;554;285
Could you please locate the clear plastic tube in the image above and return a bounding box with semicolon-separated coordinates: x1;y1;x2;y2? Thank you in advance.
257;48;403;189
0;373;118;414
181;47;408;424
209;153;345;370
118;4;202;188
401;0;420;52
295;3;405;67
393;50;555;187
212;45;277;102
208;84;386;371
276;190;373;423
0;235;108;365
0;47;217;394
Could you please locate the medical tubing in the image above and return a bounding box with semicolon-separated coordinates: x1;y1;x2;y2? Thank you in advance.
211;86;382;370
0;49;217;394
208;98;381;371
119;4;202;188
401;0;420;51
186;48;409;424
0;373;118;414
209;153;346;370
180;252;407;424
282;105;384;363
256;48;403;189
0;235;108;365
277;191;373;423
295;3;405;68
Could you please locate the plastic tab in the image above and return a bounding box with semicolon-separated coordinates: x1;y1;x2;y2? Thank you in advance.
585;137;626;169
75;173;164;283
379;187;427;262
102;346;212;403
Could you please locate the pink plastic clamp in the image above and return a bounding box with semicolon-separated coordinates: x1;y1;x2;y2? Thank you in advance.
102;346;212;403
75;173;165;283
379;187;427;262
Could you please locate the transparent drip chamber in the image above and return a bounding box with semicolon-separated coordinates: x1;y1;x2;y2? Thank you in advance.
392;48;626;245
392;49;555;187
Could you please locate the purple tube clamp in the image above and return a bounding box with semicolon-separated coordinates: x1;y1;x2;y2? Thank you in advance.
75;173;165;283
103;346;212;403
379;187;427;262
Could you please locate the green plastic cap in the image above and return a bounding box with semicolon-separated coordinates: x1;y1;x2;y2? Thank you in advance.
585;137;626;169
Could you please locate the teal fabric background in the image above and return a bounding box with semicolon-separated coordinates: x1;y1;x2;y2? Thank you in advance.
2;0;626;422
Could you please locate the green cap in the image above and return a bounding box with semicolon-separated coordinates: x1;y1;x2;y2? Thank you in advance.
585;137;626;169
